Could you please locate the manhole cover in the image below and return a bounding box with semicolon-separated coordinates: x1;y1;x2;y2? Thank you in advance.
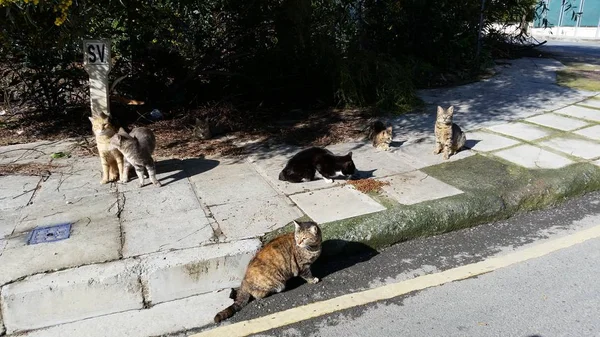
27;223;72;245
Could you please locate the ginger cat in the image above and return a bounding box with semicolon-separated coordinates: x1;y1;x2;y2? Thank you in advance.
214;221;322;323
89;113;124;184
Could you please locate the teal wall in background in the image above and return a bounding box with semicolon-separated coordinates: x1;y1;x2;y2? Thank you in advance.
535;0;600;28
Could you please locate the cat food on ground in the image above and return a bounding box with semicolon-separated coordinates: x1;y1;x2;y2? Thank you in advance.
347;178;390;193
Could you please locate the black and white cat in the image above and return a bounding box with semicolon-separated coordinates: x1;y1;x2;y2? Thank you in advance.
278;147;357;183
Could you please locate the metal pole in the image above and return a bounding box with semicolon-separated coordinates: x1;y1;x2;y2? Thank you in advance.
476;0;486;60
596;13;600;38
574;0;585;37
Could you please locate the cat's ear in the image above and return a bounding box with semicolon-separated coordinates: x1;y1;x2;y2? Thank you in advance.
447;106;454;115
88;116;94;123
386;126;393;133
309;224;318;235
293;220;301;231
437;106;444;114
347;152;353;158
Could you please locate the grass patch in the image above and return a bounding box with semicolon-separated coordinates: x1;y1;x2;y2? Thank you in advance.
556;63;600;92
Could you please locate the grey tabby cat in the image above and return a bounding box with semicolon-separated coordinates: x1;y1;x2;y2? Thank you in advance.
433;106;466;160
110;127;161;187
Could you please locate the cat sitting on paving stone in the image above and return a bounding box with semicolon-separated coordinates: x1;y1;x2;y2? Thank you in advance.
89;113;125;184
278;147;357;183
214;220;322;323
433;106;466;160
110;127;161;187
367;120;393;151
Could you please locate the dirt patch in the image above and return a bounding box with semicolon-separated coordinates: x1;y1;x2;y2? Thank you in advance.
347;178;390;194
0;162;64;176
1;106;374;159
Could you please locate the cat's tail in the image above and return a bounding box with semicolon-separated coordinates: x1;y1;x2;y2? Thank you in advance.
214;288;251;323
458;132;467;151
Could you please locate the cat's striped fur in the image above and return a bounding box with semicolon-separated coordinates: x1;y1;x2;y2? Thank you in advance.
433;106;466;160
214;221;322;323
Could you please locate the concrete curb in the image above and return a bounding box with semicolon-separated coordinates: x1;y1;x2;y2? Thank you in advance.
263;155;600;257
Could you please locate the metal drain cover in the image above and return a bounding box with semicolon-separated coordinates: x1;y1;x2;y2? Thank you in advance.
27;223;72;245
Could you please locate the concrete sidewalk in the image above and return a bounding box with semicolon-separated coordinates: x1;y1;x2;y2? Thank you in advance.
1;57;600;337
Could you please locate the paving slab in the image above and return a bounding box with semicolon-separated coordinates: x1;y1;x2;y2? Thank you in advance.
554;104;600;122
209;195;303;240
0;216;121;286
12;193;118;235
579;99;600;110
325;142;416;178
0;141;52;165
117;158;187;192
524;113;590;131
391;138;474;170
19;291;229;337
0;308;4;335
538;136;600;160
485;122;552;141
120;180;201;222
290;185;386;224
0;259;142;334
140;239;260;305
0;176;40;211
493;144;574;169
573;125;600;141
380;171;464;205
250;155;347;196
464;131;521;152
0;210;18;239
190;162;278;206
122;208;215;258
34;169;115;203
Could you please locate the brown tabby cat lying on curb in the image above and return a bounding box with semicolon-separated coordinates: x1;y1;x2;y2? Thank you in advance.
214;220;322;323
89;113;124;184
279;147;357;183
433;106;466;160
110;127;161;187
367;120;393;151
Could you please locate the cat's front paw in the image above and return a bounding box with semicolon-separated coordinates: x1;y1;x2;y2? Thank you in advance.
100;179;109;185
443;153;450;160
323;178;334;183
153;181;162;187
308;277;320;284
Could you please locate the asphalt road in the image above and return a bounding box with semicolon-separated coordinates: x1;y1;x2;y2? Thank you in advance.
538;40;600;65
188;191;600;337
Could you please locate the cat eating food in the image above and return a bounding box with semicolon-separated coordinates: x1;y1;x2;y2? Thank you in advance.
89;113;125;184
433;106;466;160
110;127;161;187
278;147;357;183
367;120;393;151
214;220;322;323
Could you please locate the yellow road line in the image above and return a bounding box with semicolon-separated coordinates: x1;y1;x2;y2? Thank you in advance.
191;224;600;337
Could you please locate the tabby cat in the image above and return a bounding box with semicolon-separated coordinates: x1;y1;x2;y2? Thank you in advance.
278;147;357;183
110;127;161;187
89;113;124;184
367;120;393;151
433;106;466;160
214;221;322;323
